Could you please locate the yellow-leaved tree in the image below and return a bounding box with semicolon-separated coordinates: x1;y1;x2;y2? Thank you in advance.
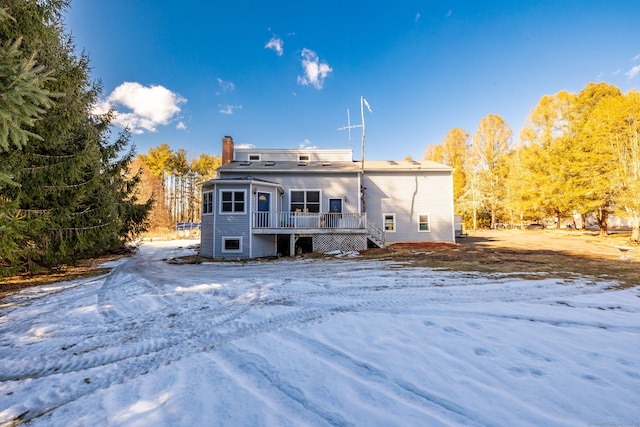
470;114;512;229
585;90;640;240
424;127;470;206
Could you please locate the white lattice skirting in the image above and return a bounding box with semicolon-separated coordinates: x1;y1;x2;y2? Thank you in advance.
313;234;367;253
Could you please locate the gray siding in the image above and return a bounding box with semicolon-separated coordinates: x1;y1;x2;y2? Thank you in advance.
252;234;277;257
201;213;214;257
213;183;251;258
200;184;215;258
364;171;454;243
221;172;360;213
234;148;352;162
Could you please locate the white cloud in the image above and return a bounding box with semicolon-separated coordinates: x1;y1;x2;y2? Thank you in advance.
297;49;332;90
415;12;421;22
219;104;242;115
633;53;640;62
95;82;186;134
446;9;452;17
625;65;640;79
299;139;317;149
265;35;284;56
176;121;187;130
216;78;235;95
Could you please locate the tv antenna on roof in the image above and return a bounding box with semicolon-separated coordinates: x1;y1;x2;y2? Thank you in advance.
337;109;361;149
338;97;372;212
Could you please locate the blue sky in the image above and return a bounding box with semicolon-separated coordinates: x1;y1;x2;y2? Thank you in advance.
66;1;640;161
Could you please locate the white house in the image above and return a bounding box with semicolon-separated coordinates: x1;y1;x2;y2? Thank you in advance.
200;136;455;259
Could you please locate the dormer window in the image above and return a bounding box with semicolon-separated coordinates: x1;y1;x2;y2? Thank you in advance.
298;154;310;162
248;154;261;161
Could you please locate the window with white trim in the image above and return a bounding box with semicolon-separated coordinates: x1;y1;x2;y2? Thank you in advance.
220;190;245;213
290;190;320;213
418;214;430;232
222;236;242;253
249;154;261;161
383;213;396;232
202;191;213;214
298;154;310;162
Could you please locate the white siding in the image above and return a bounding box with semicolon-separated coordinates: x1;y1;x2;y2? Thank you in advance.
364;171;454;243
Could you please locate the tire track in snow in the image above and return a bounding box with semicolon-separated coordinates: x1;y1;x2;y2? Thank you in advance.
217;346;355;427
280;330;490;426
0;265;617;383
0;249;624;426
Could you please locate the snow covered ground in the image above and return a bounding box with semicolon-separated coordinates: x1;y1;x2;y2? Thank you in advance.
1;240;639;427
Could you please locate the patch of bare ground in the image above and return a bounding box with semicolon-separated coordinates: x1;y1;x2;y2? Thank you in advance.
361;229;639;288
2;229;638;299
0;253;130;299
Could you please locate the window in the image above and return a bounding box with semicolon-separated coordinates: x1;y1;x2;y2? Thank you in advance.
383;213;396;232
418;214;430;232
290;190;320;213
222;236;242;253
298;154;310;162
220;190;245;213
202;191;213;214
249;154;261;161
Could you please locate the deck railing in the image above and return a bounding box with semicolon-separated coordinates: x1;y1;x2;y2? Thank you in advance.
252;212;367;229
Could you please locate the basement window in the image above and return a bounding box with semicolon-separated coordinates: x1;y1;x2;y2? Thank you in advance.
222;236;242;253
248;154;261;161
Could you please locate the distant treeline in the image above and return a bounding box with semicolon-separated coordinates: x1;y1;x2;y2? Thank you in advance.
135;145;221;230
425;82;640;241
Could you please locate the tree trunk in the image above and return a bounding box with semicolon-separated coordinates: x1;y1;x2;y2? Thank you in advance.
630;212;640;242
596;205;609;237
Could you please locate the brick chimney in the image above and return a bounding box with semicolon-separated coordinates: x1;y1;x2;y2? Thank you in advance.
222;136;234;165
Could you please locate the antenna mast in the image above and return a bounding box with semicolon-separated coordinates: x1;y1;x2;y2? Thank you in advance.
337;109;361;150
360;96;372;172
337;97;372;165
338;97;372;213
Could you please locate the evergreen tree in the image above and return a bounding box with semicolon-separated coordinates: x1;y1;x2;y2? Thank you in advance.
0;0;151;274
0;2;56;274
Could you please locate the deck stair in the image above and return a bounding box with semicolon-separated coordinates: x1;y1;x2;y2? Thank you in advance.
366;219;386;248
